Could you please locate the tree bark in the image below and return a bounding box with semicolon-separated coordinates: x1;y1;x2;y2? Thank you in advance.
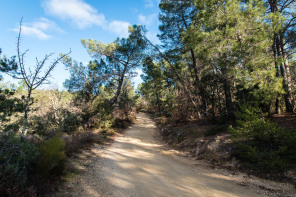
109;64;128;107
21;89;32;136
272;37;281;114
275;35;294;112
221;65;234;119
156;92;161;116
279;35;294;112
269;0;294;113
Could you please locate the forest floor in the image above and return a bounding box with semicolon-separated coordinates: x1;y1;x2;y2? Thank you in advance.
51;113;296;197
271;113;296;130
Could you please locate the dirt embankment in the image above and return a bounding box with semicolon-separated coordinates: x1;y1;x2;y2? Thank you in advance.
156;115;296;191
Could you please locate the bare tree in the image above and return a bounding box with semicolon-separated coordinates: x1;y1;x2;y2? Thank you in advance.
14;19;71;136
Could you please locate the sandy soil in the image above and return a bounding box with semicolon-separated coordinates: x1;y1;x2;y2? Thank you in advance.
52;113;296;197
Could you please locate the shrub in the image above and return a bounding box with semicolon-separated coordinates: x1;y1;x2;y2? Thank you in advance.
171;93;193;122
60;110;83;133
112;107;136;129
28;116;48;135
37;134;66;176
88;96;114;129
230;106;296;172
0;133;39;193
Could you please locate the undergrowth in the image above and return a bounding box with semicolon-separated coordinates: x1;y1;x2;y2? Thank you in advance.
230;105;296;173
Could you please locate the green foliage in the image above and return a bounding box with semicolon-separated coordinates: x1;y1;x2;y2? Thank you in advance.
117;79;137;118
140;58;175;116
81;25;148;77
89;96;113;129
0;133;39;191
185;0;278;116
158;0;196;59
234;105;265;125
59;111;83;134
141;0;288;120
230;106;296;172
82;25;148;106
37;134;66;176
62;58;110;101
0;87;25;123
0;49;18;80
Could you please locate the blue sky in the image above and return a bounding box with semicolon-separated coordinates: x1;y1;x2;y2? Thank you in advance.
0;0;161;89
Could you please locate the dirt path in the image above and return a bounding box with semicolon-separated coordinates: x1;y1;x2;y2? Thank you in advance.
53;113;296;197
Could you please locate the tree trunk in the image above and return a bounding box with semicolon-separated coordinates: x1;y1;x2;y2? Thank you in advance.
269;0;294;113
211;89;216;118
279;35;294;112
221;66;234;119
272;37;281;114
275;35;294;112
156;92;161;116
190;49;199;84
109;64;128;107
217;87;222;114
223;79;234;119
21;89;32;136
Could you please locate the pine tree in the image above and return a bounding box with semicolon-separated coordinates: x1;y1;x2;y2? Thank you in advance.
82;25;147;107
267;0;296;113
185;0;281;118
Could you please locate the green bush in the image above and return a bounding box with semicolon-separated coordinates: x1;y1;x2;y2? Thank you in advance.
0;133;39;192
28;116;48;135
37;134;66;176
230;106;296;172
60;111;83;133
88;96;114;128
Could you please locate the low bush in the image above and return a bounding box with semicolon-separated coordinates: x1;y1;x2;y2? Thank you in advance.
89;97;114;129
28;116;48;135
0;133;39;195
112;107;136;129
37;134;66;176
230;106;296;172
60;110;83;133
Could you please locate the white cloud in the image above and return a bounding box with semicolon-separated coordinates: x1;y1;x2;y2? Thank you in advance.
32;17;58;31
32;17;55;30
13;18;62;40
42;0;132;37
138;14;157;26
144;0;154;8
107;20;131;38
21;26;51;40
42;0;107;28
